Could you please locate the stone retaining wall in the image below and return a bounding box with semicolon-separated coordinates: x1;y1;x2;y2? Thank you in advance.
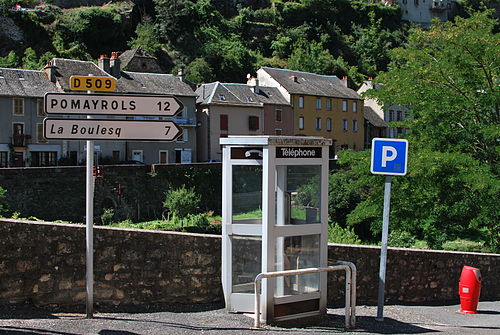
1;220;498;311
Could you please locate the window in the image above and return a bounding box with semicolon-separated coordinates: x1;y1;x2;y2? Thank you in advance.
315;117;321;130
37;123;47;143
13;98;24;115
276;109;282;122
298;116;304;130
177;129;189;142
37;99;45;116
343;119;348;131
249;116;259;131
397;110;403;121
326;99;332;111
0;152;7;167
220;114;228;131
247;96;254;102
298;96;304;109
112;150;120;163
275;129;282;135
326;118;332;132
353;120;358;132
342;100;348;112
352;101;357;113
159;150;168;164
31;151;57;167
389;110;395;122
219;94;226;101
316;97;321;110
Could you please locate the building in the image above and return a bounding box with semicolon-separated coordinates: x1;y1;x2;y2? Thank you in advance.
0;67;59;167
363;105;388;149
195;80;292;162
257;67;364;157
397;0;454;27
43;54;198;164
357;78;409;144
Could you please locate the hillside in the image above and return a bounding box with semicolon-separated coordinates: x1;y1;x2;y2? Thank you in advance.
0;0;407;84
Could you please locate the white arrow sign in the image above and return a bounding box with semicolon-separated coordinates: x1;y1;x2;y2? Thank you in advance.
44;93;184;116
44;118;183;141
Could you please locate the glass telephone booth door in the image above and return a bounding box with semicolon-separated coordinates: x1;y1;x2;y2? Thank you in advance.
221;136;331;324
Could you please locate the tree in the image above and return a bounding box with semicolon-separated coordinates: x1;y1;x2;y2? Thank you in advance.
365;12;499;168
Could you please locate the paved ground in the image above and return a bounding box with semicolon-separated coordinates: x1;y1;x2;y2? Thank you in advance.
0;301;498;335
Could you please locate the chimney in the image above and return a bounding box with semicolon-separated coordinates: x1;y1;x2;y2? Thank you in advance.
342;76;348;87
98;54;110;74
178;67;185;82
247;74;259;93
110;52;121;78
291;73;298;83
43;59;57;83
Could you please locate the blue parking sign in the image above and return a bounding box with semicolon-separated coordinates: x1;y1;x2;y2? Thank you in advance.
371;138;408;176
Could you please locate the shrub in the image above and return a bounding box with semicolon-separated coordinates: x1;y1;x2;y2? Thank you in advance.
163;186;201;219
388;230;416;248
328;222;361;245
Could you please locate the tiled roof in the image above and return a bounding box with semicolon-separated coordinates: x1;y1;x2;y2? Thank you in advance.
46;58;195;96
364;106;388;128
196;82;290;106
260;67;361;100
119;49;164;73
118;71;196;96
0;67;58;97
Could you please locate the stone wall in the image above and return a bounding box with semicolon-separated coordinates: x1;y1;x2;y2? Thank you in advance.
1;220;498;311
0;164;222;223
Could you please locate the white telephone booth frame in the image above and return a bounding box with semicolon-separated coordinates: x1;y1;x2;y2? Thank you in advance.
221;136;331;324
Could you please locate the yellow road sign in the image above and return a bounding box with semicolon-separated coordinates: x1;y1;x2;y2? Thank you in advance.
70;75;116;91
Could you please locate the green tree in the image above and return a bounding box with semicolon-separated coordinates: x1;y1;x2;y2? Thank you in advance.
0;51;21;68
365;12;499;168
185;57;214;83
128;23;164;55
163;186;201;219
0;186;8;217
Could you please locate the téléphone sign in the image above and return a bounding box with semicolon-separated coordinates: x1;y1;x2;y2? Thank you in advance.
370;138;408;176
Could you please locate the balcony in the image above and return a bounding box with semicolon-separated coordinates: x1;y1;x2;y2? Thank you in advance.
11;134;31;147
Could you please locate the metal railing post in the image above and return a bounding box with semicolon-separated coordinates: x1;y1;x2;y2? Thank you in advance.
253;264;356;329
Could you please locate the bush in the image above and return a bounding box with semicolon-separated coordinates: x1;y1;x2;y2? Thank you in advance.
0;187;8;217
388;229;416;248
163;186;201;219
328;222;361;245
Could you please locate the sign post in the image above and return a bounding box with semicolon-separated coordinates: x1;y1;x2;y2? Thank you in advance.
45;75;184;318
370;138;408;322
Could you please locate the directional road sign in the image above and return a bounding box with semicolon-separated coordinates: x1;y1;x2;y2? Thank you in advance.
370;138;408;176
70;76;116;92
44;93;184;117
44;118;183;141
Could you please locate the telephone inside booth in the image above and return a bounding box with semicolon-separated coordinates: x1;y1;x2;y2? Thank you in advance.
221;136;331;324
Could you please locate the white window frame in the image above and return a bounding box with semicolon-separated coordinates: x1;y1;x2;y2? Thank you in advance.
159;150;169;164
326;118;332;132
353;120;358;132
315;117;321;130
13;98;24;116
343;119;348;131
352;101;357;113
298;116;304;130
298;96;304;109
342;100;348;113
326;99;332;111
316;97;321;110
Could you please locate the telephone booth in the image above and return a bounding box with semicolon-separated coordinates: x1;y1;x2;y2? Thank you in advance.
221;136;332;324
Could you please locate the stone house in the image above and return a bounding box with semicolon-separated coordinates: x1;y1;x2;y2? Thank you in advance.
195;80;292;162
0;67;59;167
257;67;365;157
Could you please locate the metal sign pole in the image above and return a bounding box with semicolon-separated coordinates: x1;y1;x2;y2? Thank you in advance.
85;84;94;318
376;175;392;321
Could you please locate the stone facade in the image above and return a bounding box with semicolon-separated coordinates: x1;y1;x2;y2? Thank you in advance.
1;220;498;310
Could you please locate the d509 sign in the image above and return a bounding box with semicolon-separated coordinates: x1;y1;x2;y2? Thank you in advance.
70;75;116;92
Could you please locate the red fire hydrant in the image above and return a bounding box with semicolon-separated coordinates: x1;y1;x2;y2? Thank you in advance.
459;265;481;314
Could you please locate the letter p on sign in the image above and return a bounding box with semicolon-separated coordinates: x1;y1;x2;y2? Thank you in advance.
371;138;408;176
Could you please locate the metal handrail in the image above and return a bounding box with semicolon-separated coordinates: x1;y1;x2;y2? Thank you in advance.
254;261;356;329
